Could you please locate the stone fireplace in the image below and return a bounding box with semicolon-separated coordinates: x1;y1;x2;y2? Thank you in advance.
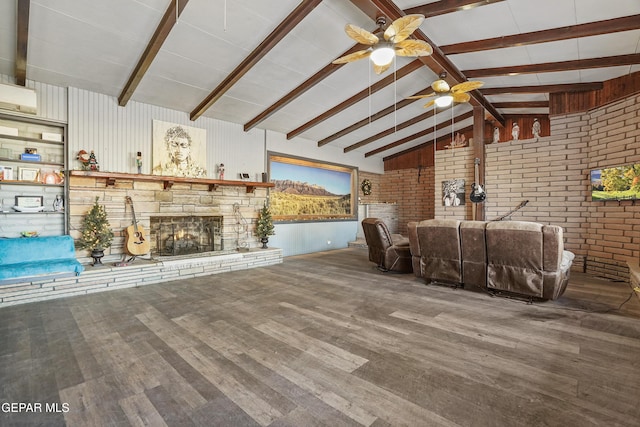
68;171;272;263
150;215;223;257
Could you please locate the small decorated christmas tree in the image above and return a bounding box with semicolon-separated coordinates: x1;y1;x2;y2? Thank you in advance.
77;197;114;251
255;203;275;248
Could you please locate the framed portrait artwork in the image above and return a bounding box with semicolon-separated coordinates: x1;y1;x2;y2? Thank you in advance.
442;179;465;206
267;152;357;222
152;120;207;178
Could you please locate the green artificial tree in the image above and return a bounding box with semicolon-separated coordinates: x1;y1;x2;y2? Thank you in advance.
77;197;114;255
255;203;275;248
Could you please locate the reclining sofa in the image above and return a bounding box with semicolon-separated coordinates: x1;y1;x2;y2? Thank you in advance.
409;219;575;300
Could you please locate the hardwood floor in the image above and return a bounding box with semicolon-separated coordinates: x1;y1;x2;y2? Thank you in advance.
1;247;639;426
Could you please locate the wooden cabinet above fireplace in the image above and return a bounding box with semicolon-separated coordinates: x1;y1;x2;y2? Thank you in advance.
69;170;274;193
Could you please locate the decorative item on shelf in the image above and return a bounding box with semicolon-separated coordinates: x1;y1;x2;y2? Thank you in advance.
13;195;44;212
77;150;91;170
88;150;99;171
360;179;372;196
445;132;467;149
136;151;142;174
41;132;62;142
40;169;62;184
493;127;500;144
76;196;114;266
255;202;275;249
512;122;520;141
20;151;41;162
53;194;64;212
18;167;39;181
218;163;225;180
0;165;13;180
532;118;541;138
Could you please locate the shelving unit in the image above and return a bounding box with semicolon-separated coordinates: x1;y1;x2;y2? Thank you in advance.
0;112;68;237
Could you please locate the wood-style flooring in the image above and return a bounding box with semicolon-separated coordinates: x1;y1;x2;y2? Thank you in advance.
1;247;639;426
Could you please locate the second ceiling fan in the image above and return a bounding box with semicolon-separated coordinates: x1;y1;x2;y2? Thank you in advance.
409;72;484;108
332;14;433;74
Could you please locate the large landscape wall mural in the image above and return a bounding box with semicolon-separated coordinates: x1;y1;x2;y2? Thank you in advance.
268;153;356;222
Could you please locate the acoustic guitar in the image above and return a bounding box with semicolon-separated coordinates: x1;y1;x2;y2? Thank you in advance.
125;196;150;256
470;157;486;203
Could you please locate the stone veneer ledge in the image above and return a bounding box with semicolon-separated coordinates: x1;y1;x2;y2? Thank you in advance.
0;248;283;307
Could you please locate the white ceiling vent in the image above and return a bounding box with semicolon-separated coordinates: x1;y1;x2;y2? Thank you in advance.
0;83;37;115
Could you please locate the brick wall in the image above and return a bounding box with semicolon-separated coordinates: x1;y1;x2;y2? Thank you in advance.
379;167;435;235
358;171;383;203
583;94;640;279
484;94;640;280
434;146;475;220
379;93;639;280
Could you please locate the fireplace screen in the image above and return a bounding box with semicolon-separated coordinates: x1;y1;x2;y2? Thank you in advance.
151;216;222;256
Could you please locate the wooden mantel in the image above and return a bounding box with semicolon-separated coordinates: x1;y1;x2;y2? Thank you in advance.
69;170;274;193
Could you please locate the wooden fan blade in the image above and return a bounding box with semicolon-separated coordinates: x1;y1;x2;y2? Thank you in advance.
332;49;371;64
451;80;484;93
452;92;471;103
345;24;379;45
406;92;435;99
384;14;425;43
395;40;433;57
422;99;436;109
373;62;393;75
431;79;450;93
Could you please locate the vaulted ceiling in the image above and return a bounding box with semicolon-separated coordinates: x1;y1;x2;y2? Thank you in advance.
1;0;639;161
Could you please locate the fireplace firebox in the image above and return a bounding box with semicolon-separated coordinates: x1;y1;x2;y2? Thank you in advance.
150;216;223;256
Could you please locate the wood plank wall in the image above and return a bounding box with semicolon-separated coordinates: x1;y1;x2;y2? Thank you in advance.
385;71;640;172
550;70;640;116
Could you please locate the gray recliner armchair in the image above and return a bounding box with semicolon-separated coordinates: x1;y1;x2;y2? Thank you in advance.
361;218;413;273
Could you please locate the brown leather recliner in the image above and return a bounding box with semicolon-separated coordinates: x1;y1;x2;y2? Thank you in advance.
362;218;413;273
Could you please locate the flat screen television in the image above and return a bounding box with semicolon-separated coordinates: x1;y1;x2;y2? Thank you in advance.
591;163;640;201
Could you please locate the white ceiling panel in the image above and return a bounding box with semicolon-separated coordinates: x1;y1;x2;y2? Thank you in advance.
0;0;637;160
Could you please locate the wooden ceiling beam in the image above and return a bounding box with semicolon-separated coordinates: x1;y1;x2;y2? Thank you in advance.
191;0;322;121
464;53;640;78
491;101;549;109
318;85;433;147
118;0;189;106
343;101;440;153
367;110;474;157
404;0;505;17
15;0;30;86
481;82;603;95
245;0;500;133
442;14;640;55
243;42;368;132
350;0;504;124
286;59;423;140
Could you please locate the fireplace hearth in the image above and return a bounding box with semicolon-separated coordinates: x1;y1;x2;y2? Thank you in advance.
150;216;222;257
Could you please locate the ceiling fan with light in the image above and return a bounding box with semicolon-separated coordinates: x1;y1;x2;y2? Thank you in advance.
332;14;433;74
408;72;484;108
